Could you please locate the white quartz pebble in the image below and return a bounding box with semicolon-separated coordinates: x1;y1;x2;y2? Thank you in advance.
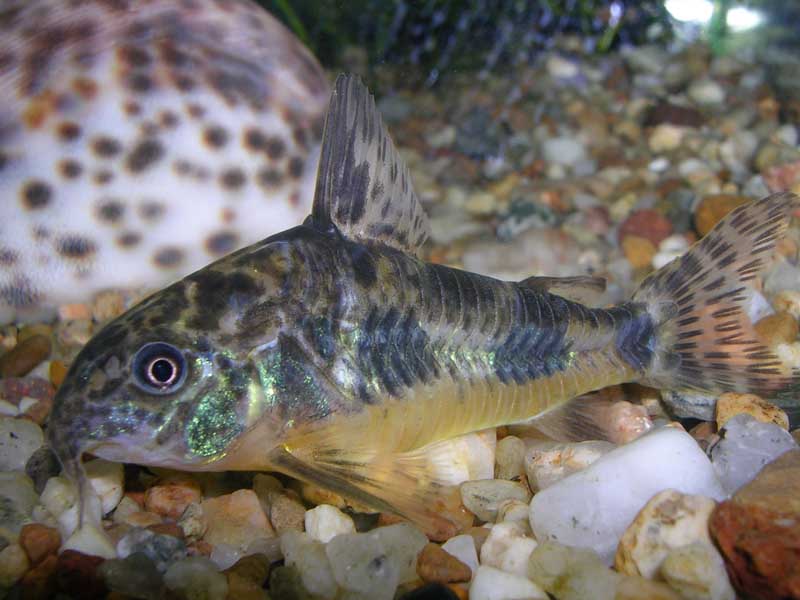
480;521;537;577
368;522;428;584
303;504;355;544
85;459;124;515
281;531;338;600
470;565;548;600
529;427;726;564
0;417;43;472
325;532;398;600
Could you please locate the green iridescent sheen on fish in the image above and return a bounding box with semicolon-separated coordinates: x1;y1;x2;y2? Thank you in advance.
49;74;800;541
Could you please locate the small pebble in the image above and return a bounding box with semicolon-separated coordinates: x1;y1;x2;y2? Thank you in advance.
98;552;163;600
754;312;799;348
85;458;125;515
622;235;657;269
268;492;306;533
18;523;60;565
55;549;108;598
524;440;614;492
0;416;44;472
144;475;202;520
479;521;537;577
0;542;30;588
326;531;399;600
416;542;472;584
304;504;356;543
660;542;735;600
710;414;797;494
614;490;719;578
177;502;206;541
715;392;790;431
0;472;39;542
116;527;187;573
164;556;228;600
460;479;531;523
694;194;749;236
441;535;479;577
281;531;338;600
202;489;275;552
0;335;51;378
470;565;547;600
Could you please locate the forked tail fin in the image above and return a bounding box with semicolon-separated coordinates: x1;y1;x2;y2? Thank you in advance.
633;192;800;403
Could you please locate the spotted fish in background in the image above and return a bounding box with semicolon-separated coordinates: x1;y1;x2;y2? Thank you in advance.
49;74;800;541
0;0;329;322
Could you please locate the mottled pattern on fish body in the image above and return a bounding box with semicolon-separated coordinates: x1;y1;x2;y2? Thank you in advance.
49;75;800;538
0;0;328;321
232;228;651;455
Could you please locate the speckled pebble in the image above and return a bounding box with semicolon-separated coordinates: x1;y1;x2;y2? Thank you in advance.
715;392;790;431
460;479;531;523
660;542;735;600
325;532;399;600
116;527;187;573
177;502;206;541
0;417;44;472
268;492;306;533
494;436;526;481
615;490;719;578
524;440;614;492
98;552;163;600
0;472;38;542
480;521;537;577
144;475;202;520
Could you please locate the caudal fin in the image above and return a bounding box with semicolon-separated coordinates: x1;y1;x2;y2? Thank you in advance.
634;192;800;402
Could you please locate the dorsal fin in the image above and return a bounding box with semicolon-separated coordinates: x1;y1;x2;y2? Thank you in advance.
520;275;607;304
310;74;430;256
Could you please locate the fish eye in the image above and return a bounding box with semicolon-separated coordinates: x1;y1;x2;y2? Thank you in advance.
132;342;187;394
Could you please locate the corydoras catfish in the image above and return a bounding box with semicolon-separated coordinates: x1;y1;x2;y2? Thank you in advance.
49;75;800;543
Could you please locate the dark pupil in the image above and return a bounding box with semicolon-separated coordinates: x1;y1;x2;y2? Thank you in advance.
149;358;175;384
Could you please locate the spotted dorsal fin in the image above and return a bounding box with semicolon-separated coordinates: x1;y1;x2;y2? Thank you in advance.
310;74;430;256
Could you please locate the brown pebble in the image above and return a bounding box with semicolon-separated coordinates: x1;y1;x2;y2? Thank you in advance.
694;194;749;236
145;476;202;519
49;360;68;388
91;290;127;323
188;540;214;556
18;553;58;599
621;235;657;270
689;421;719;453
0;334;51;378
55;550;107;599
417;543;472;584
19;523;61;565
0;377;55;424
224;553;271;587
716;393;790;431
618;209;673;246
17;324;52;342
754;312;799;348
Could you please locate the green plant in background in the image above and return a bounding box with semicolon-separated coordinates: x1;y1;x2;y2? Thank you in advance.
261;0;672;82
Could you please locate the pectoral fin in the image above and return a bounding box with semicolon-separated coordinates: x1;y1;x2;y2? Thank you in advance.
269;433;478;540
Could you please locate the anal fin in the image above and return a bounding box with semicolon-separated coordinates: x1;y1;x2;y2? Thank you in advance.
269;433;482;540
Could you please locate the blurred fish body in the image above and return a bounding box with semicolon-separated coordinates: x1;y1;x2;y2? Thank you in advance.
49;75;800;538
